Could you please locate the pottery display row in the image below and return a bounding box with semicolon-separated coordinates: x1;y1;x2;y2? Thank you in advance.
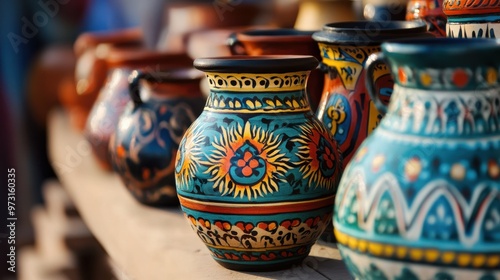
59;1;500;276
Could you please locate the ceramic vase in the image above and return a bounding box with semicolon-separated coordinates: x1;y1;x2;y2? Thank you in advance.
175;56;342;271
228;28;324;111
109;69;205;206
313;21;431;242
84;49;192;171
60;28;143;131
443;0;500;38
334;38;500;279
313;21;432;170
406;0;446;37
313;21;431;170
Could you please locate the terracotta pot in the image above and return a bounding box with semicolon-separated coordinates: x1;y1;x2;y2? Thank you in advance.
406;0;446;37
228;28;324;111
156;2;267;53
443;0;500;38
60;28;143;131
110;69;205;206
84;49;192;171
294;0;362;30
186;26;270;97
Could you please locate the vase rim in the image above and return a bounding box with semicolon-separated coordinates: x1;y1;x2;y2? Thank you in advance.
194;55;318;73
381;38;500;69
382;37;500;54
312;21;428;44
235;28;316;39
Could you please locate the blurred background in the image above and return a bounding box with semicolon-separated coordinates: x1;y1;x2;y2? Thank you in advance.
0;0;414;279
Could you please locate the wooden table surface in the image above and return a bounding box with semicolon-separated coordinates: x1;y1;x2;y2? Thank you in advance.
48;109;352;280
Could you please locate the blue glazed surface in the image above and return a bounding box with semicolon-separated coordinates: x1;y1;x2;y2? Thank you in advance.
334;39;500;279
175;57;342;270
110;76;205;206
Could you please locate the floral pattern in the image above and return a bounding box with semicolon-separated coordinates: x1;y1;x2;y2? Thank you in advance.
293;120;341;189
181;208;332;267
111;96;205;206
203;122;291;199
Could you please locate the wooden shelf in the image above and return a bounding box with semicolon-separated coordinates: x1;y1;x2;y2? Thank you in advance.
47;109;351;280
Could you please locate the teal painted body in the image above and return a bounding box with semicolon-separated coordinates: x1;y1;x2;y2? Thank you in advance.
175;56;342;271
334;39;500;279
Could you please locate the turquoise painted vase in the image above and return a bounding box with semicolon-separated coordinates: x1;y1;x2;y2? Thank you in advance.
175;56;342;271
334;38;500;279
110;69;205;206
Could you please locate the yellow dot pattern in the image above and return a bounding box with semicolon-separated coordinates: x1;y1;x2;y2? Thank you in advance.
487;68;498;85
334;228;500;268
420;73;433;87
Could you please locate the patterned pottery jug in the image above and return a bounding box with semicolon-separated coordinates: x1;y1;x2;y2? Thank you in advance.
312;21;431;170
444;0;500;38
84;49;192;171
406;0;446;37
109;70;205;206
334;38;500;280
175;56;342;271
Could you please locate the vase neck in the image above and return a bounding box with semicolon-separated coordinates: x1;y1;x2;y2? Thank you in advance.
380;84;500;137
203;71;312;113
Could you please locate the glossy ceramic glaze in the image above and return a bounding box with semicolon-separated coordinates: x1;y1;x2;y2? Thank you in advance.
443;0;500;38
335;38;500;279
109;70;205;206
313;21;431;170
175;56;342;271
228;28;323;111
84;49;192;171
406;0;446;37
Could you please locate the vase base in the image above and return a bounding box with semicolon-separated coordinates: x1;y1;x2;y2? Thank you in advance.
215;257;307;272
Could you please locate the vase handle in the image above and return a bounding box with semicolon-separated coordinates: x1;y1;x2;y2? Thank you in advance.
128;70;144;108
227;32;246;55
365;52;389;116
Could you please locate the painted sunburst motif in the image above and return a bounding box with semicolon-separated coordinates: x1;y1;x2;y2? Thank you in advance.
293;121;339;189
203;122;291;199
175;127;204;190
